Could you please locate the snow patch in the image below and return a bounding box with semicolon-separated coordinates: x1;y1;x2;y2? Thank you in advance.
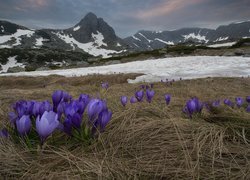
73;26;81;31
208;42;236;48
92;31;107;47
35;37;49;46
133;43;139;48
182;33;208;43
215;37;229;42
54;32;123;58
138;33;152;43
117;42;121;47
0;29;34;48
132;35;141;41
0;26;4;33
232;20;250;24
2;56;249;84
155;38;174;45
0;56;25;73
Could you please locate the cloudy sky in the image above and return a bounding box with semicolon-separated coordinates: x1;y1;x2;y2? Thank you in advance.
0;0;250;37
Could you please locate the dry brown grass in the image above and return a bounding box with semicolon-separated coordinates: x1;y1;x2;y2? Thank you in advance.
0;75;250;179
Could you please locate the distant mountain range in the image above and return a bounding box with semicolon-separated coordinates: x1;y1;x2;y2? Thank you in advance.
125;21;250;50
0;12;250;56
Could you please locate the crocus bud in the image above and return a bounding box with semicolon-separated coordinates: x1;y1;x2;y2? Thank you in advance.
164;94;171;105
135;90;144;102
120;96;128;107
146;89;155;103
235;97;244;107
130;97;137;104
16;115;31;136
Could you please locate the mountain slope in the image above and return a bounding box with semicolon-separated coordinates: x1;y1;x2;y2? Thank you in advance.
0;13;127;58
125;21;250;51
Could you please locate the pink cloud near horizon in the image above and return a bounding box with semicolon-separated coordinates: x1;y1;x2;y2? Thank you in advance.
136;0;207;20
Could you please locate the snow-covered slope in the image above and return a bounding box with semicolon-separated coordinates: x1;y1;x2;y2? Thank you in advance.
0;29;34;48
0;56;25;73
53;31;124;58
1;56;249;83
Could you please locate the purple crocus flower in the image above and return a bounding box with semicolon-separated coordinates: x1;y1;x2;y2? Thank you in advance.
65;100;86;118
212;100;220;107
224;99;234;107
52;90;64;111
135;90;144;102
164;94;171;105
32;101;42;117
16;115;32;136
235;97;244;107
193;98;203;113
62;91;72;102
39;101;52;116
98;109;112;131
8;112;17;125
63;118;72;135
186;99;197;116
0;128;9;138
247;105;250;112
36;111;59;142
246;96;250;103
87;99;107;123
146;89;155;103
184;97;203;118
120;96;128;107
13;100;33;117
79;94;90;105
71;113;82;129
101;82;109;90
140;85;145;89
57;101;66;119
130;97;137;104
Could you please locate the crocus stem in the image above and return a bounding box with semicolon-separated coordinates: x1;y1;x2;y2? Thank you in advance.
25;135;32;150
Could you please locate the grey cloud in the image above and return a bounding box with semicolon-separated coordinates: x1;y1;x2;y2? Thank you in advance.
0;0;249;37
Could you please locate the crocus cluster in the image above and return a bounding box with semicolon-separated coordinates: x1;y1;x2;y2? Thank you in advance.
5;90;112;145
120;84;156;106
183;97;203;118
223;96;250;112
120;84;172;107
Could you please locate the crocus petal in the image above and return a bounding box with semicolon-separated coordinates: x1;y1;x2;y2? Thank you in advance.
146;89;155;103
52;90;63;111
246;96;250;103
121;96;128;107
71;113;82;129
8;112;17;125
235;97;244;107
98;109;112;131
130;97;137;104
16;115;31;136
165;94;171;105
87;99;107;122
135;90;144;102
36;111;59;141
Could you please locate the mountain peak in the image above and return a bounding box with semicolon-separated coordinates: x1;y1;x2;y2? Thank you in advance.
78;12;98;25
85;12;98;19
